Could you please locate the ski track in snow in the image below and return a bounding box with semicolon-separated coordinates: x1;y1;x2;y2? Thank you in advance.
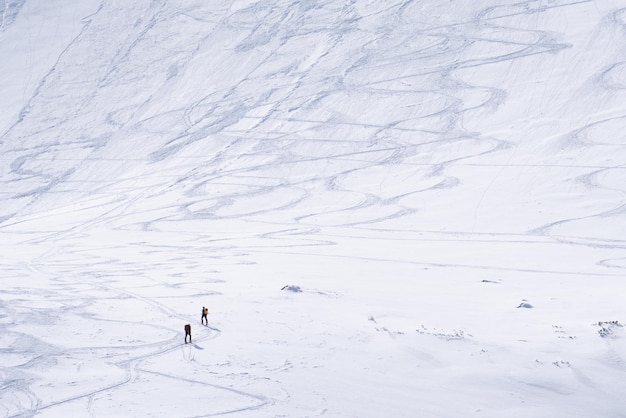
1;0;626;417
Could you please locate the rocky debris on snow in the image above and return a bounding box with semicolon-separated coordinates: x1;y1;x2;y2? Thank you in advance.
375;326;405;336
553;360;571;368
552;325;576;339
281;285;302;293
517;300;533;308
597;320;623;338
416;325;468;340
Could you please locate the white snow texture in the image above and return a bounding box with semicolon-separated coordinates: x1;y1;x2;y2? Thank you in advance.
1;0;626;417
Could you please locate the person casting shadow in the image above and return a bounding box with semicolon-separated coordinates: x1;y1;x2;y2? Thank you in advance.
201;306;208;326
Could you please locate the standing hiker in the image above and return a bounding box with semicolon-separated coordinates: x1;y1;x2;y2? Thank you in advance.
184;324;191;344
201;306;208;326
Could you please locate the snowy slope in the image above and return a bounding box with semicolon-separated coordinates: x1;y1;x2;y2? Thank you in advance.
1;0;626;417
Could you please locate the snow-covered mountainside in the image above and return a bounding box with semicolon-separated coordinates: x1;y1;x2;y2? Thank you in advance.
1;1;626;416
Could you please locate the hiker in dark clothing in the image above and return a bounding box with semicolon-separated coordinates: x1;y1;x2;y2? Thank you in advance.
184;324;191;344
201;306;208;326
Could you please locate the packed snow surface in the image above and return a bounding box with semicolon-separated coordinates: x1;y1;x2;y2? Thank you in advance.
1;0;626;417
